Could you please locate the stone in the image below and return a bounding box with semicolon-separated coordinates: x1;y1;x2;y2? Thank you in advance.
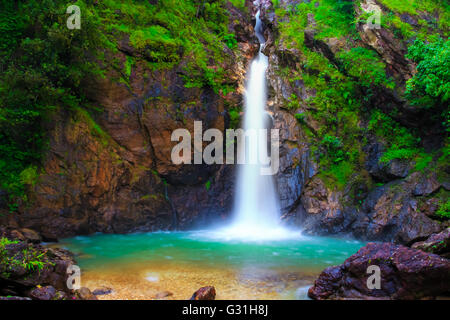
93;286;113;296
29;286;57;300
308;242;450;300
413;174;441;196
19;228;42;243
190;286;216;300
76;287;98;300
412;228;450;258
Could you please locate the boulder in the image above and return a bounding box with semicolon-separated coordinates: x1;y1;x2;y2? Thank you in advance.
0;239;77;299
75;287;98;300
412;228;450;258
93;286;113;296
19;228;42;243
190;286;216;300
29;286;57;300
308;242;450;300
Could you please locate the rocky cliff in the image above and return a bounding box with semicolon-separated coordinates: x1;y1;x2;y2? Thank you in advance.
259;0;449;244
0;0;448;243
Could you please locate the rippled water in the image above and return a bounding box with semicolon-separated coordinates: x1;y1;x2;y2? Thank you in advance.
56;231;364;300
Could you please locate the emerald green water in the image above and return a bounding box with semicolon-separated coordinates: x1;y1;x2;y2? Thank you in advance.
60;231;363;270
57;231;364;299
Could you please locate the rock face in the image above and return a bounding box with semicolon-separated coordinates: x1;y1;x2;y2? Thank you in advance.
0;242;75;299
412;228;450;258
256;1;449;244
1;4;258;239
190;286;216;300
0;228;96;300
308;242;450;300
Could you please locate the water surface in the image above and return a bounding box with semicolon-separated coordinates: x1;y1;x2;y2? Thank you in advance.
57;231;364;300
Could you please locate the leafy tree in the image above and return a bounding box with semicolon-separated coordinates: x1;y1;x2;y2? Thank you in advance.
405;36;449;107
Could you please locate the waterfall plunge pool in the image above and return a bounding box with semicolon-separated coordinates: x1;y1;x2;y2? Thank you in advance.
54;231;365;300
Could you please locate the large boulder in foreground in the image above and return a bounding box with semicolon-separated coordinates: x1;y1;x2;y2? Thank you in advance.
190;286;216;300
308;242;450;300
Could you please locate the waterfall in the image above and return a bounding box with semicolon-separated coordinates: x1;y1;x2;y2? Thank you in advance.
205;11;300;241
231;10;280;230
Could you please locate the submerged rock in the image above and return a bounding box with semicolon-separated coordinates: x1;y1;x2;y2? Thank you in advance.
190;286;216;300
75;287;98;300
308;242;450;300
93;286;113;296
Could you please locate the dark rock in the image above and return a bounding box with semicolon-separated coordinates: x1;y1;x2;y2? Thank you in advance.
365;142;410;182
93;286;113;296
190;286;216;300
412;228;450;258
29;285;57;300
418;198;440;217
413;174;441;196
0;239;78;299
308;242;450;300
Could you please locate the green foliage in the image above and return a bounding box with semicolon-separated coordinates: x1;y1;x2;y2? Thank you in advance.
337;47;395;89
294;112;306;123
0;238;49;278
223;33;238;49
368;110;421;163
205;180;211;191
228;108;241;129
436;200;450;219
320;135;348;164
0;0;106;208
405;36;450;108
0;0;240;209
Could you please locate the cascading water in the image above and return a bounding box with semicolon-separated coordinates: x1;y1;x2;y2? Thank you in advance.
204;11;301;241
231;10;280;230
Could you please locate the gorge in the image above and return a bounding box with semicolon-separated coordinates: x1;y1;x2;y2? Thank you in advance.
0;0;449;300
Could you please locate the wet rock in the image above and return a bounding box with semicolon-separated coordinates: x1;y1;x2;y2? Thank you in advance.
418;198;440;217
19;228;42;243
358;179;443;244
93;286;113;296
413;174;441;196
75;287;98;300
5;4;257;237
365;142;410;182
0;239;77;299
29;286;57;300
412;228;450;258
190;286;216;300
308;242;450;300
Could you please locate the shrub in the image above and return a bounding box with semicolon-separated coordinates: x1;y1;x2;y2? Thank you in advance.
436;200;450;219
405;36;450;108
320;134;348;164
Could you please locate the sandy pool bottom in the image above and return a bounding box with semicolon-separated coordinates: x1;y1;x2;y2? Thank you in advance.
79;262;318;300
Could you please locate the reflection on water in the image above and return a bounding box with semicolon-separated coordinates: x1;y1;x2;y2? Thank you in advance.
54;231;364;300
